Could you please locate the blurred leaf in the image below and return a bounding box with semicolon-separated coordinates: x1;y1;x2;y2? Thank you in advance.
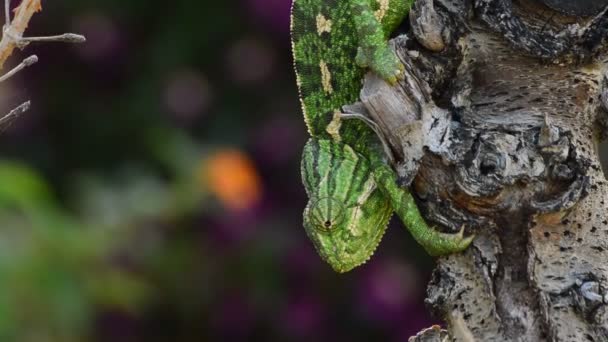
0;161;54;210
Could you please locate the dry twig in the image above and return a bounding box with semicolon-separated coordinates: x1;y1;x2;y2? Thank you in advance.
0;0;85;127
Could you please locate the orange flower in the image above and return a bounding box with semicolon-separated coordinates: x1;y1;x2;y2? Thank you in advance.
202;149;262;211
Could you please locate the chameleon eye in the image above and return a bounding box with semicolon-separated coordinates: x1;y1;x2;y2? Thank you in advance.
308;197;346;232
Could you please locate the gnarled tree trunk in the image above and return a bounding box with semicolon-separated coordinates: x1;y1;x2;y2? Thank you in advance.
355;0;608;340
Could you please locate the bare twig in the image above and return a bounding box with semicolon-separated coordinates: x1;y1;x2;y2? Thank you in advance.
0;54;36;82
0;0;85;128
0;101;30;130
4;0;9;27
0;0;42;70
0;0;86;69
19;33;85;44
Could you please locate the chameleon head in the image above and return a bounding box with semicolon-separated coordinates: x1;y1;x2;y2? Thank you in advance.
301;139;393;273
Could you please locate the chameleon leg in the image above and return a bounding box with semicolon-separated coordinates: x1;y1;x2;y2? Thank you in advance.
373;163;474;256
350;0;405;84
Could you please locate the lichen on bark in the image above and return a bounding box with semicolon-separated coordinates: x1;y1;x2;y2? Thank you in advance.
355;1;608;340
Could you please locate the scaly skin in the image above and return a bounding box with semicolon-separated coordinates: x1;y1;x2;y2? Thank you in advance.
301;139;393;273
292;0;473;272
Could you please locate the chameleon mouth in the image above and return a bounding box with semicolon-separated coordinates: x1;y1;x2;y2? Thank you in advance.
303;211;392;274
328;226;389;273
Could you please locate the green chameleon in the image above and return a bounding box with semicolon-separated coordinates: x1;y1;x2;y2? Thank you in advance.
291;0;474;273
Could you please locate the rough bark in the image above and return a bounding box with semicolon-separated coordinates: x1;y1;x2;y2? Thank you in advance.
354;1;608;340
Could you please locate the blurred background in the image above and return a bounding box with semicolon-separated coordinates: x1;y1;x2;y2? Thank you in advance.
0;0;605;341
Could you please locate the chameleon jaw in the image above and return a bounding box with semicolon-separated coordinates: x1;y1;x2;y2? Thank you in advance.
329;221;389;274
303;201;393;273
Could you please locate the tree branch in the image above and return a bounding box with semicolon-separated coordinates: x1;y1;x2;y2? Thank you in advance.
0;0;85;127
0;0;41;69
356;1;608;340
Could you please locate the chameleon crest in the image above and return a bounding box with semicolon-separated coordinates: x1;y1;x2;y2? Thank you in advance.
291;0;411;140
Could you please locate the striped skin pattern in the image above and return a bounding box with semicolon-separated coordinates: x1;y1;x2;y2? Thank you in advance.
302;139;393;272
291;0;411;141
292;0;474;272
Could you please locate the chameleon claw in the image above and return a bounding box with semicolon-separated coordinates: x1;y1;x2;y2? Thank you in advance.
418;224;475;257
386;59;405;86
356;46;404;85
456;224;466;239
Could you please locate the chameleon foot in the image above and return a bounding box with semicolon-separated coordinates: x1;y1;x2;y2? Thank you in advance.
356;46;404;85
373;163;475;257
416;225;475;257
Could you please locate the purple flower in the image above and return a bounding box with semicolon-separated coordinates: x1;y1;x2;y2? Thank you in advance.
212;294;256;339
96;310;141;341
356;259;433;331
72;12;124;63
281;294;326;337
243;0;291;34
207;205;262;245
226;38;277;85
253;116;304;167
164;69;213;124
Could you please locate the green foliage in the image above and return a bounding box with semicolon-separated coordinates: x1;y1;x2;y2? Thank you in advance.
0;162;148;341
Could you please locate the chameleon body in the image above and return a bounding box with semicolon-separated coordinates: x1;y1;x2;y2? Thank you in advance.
292;0;473;273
